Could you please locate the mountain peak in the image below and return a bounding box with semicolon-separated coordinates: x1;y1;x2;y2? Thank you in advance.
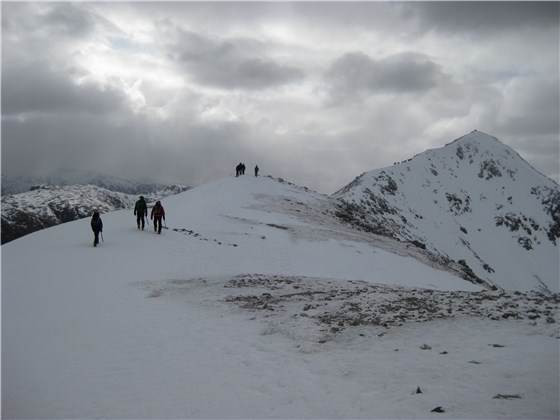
444;130;512;156
447;129;498;145
334;131;559;293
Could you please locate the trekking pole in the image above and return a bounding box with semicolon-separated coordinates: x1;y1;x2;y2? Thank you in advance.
101;232;104;242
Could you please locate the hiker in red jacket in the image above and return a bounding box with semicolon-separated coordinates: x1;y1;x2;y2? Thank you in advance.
150;201;165;234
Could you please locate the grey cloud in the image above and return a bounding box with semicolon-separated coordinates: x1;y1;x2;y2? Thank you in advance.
40;3;97;37
2;62;128;116
3;2;99;40
408;2;559;35
507;134;559;183
498;78;560;137
1;112;254;187
115;2;559;42
325;52;445;104
169;29;304;90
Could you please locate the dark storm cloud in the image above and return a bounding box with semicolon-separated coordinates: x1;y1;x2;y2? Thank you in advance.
2;61;128;116
409;2;559;35
325;52;445;104
168;29;304;90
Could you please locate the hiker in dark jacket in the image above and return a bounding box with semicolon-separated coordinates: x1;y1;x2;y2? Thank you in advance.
91;211;103;247
236;163;241;177
241;163;246;175
134;196;148;230
254;165;259;177
150;201;165;234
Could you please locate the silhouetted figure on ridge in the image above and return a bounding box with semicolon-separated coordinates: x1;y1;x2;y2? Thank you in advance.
254;165;259;177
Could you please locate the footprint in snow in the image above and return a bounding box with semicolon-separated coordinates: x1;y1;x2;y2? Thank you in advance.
146;289;163;298
493;394;522;400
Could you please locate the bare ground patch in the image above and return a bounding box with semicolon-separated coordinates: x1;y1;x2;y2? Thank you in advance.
223;274;560;343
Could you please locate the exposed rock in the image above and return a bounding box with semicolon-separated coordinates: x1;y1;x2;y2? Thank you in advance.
478;159;502;180
224;274;559;340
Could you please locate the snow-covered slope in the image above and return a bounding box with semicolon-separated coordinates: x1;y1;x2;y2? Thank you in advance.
1;184;190;244
333;131;559;293
3;175;558;419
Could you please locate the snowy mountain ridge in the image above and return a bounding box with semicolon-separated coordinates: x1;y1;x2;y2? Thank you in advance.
1;169;189;196
333;130;559;293
1;183;189;244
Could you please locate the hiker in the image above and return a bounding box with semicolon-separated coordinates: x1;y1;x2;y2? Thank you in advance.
241;163;246;175
91;211;103;247
134;195;148;230
150;200;165;234
254;165;259;177
236;163;241;177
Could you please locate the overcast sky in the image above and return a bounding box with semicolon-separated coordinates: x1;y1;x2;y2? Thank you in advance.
2;1;559;193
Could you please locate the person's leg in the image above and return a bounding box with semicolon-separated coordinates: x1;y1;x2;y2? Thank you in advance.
137;214;141;229
157;217;162;234
141;215;145;230
94;231;99;246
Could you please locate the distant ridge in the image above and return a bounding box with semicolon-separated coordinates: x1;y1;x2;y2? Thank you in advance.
1;182;190;244
1;169;189;196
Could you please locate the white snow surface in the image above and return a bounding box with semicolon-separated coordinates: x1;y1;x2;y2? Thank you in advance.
3;175;558;418
334;131;560;293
